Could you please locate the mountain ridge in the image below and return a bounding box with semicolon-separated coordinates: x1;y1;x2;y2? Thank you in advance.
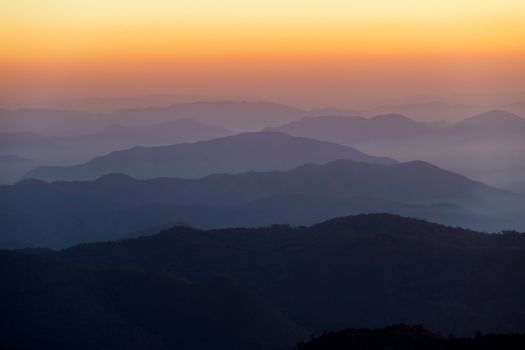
54;213;525;335
0;249;304;350
24;132;396;182
3;159;523;248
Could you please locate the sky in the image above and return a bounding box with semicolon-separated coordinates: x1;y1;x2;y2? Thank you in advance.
1;0;525;109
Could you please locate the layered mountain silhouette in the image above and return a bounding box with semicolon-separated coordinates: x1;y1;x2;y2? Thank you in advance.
364;101;489;122
266;114;434;144
24;132;395;181
453;109;525;135
3;159;523;248
269;110;525;192
0;100;310;135
51;93;210;112
86;118;232;144
0;119;233;167
0;155;39;185
45;214;525;336
0;249;304;350
108;100;308;131
0;131;63;161
6;103;523;190
270;110;525;145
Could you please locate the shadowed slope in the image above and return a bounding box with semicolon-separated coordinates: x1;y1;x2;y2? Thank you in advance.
0;249;304;350
57;214;525;335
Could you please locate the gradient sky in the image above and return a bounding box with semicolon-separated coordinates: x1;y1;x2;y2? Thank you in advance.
1;0;525;109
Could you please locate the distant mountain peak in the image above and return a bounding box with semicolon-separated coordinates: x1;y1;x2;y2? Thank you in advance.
14;178;48;187
398;159;437;168
307;107;361;117
94;173;137;183
24;131;396;182
476;109;521;119
0;154;33;162
458;109;524;126
370;113;417;123
392;159;461;175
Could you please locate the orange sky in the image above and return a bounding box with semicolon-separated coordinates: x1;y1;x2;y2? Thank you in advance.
1;0;525;109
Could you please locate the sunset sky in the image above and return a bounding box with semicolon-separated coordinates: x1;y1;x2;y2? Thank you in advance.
1;0;525;109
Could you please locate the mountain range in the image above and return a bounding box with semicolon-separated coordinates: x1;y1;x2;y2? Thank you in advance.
0;100;334;135
0;119;234;170
269;110;525;145
267;113;435;145
363;100;525;122
24;132;395;181
4;102;524;191
2;159;523;248
269;110;525;192
0;155;40;184
363;101;490;122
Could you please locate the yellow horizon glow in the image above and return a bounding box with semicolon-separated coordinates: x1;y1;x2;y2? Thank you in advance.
1;0;524;108
2;0;525;63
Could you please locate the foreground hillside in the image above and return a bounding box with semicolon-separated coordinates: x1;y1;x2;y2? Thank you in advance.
56;214;525;335
0;249;304;350
3;160;523;248
2;214;525;349
296;324;525;350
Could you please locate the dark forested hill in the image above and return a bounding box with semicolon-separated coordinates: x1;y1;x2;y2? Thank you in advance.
295;324;525;350
56;214;525;336
0;249;304;350
3;214;525;349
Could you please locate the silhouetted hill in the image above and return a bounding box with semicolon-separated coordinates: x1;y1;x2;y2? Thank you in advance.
0;100;364;134
270;110;525;146
119;194;493;240
453;109;525;134
295;324;525;350
268;114;433;144
2;159;523;248
110;100;308;131
56;214;525;335
270;110;525;192
0;155;39;184
24;132;396;181
0;119;233;166
364;101;488;122
0;249;304;350
0;131;63;161
0;100;310;135
78;118;233;149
